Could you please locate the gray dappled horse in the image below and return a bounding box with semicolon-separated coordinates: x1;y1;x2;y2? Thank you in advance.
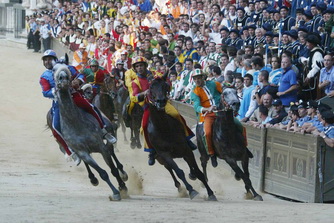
196;87;263;201
147;77;217;201
50;64;128;201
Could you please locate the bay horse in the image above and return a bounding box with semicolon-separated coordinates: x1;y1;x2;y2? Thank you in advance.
92;75;117;123
50;64;128;200
147;77;217;201
113;85;129;142
196;87;263;201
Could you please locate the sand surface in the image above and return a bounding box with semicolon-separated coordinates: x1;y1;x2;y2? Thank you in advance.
0;44;333;223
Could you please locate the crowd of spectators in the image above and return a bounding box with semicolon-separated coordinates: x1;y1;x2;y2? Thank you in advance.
26;0;334;145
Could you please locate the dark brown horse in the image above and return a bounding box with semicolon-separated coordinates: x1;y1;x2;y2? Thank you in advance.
92;75;117;123
113;85;129;142
147;77;217;200
196;87;263;201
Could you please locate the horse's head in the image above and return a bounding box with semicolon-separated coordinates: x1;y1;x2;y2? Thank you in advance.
102;75;117;99
220;87;240;114
53;63;71;90
148;77;170;111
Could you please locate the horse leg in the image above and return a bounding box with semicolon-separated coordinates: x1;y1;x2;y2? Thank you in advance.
107;145;128;182
102;147;128;194
225;157;263;201
130;127;136;149
135;128;142;149
183;153;217;201
157;157;181;191
120;119;128;142
79;152;121;201
161;155;198;199
200;154;210;182
84;161;99;186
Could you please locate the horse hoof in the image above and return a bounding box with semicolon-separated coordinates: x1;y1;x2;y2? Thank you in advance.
137;143;142;149
254;195;263;201
189;190;199;200
188;173;197;181
90;178;99;186
234;174;241;181
109;193;121;201
130;142;136;149
119;170;128;182
207;195;218;201
120;187;130;199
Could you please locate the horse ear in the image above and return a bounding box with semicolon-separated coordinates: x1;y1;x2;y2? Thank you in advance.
65;53;69;65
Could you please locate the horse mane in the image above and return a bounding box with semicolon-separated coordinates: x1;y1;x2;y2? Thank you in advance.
53;63;71;81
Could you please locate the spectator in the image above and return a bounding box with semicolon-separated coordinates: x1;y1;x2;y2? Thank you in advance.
277;56;299;109
319;54;334;97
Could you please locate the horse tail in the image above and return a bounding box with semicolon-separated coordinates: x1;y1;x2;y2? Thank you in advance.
246;147;253;158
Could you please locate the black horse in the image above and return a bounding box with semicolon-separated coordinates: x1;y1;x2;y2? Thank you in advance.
147;77;217;201
196;87;263;201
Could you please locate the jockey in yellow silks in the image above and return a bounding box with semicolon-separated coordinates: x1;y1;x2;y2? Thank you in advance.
130;56;196;165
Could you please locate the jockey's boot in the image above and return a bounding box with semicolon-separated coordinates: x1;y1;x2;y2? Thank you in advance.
187;139;197;151
102;128;117;144
71;153;81;166
148;151;156;166
210;155;218;168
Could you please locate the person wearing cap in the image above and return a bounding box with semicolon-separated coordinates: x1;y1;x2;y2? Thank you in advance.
279;6;296;32
249;0;262;25
227;29;243;50
302;9;314;32
39;18;51;52
234;7;251;31
266;98;288;126
277;103;298;130
190;69;222;167
301;33;324;100
40;50;81;165
296;100;312;128
312;2;326;33
82;59;111;94
319;54;334;97
245;25;256;46
40;50;117;165
130;57;196;165
220;27;231;45
286;30;301;64
300;100;321;133
72;43;88;72
111;59;127;87
258;8;273;27
119;50;132;70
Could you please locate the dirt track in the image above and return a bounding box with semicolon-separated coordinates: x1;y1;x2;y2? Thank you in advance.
0;44;333;223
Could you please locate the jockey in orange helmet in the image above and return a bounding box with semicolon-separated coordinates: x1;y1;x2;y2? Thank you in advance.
130;56;196;166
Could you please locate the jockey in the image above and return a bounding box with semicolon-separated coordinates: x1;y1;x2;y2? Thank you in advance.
82;59;110;96
130;56;197;166
190;69;222;168
190;69;246;168
40;50;117;165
